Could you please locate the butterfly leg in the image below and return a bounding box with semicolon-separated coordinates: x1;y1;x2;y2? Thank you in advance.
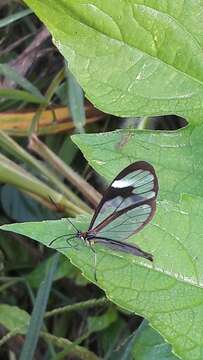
66;238;81;250
52;242;75;250
50;234;79;251
49;234;76;246
88;242;97;282
51;241;79;251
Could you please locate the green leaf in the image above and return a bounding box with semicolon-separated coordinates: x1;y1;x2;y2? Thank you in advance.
3;123;203;359
117;328;138;360
72;125;203;360
27;254;78;288
0;188;203;360
58;136;78;165
133;321;178;360
87;308;117;334
24;0;203;123
100;317;128;360
72;125;203;203
0;305;30;334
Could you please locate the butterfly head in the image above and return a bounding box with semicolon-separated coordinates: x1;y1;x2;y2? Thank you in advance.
77;230;96;247
77;231;87;242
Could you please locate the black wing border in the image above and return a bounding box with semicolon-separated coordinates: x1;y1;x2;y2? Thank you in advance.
88;161;159;237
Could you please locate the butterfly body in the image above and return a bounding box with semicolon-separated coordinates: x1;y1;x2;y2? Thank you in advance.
77;229;153;261
76;230;95;245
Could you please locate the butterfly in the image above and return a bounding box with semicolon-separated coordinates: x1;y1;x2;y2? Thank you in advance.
50;161;159;266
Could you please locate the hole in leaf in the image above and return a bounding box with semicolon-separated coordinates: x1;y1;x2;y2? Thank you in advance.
148;114;188;131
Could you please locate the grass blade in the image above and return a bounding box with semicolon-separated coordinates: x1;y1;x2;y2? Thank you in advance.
0;9;32;28
0;88;47;104
67;66;85;133
0;63;44;98
19;254;59;360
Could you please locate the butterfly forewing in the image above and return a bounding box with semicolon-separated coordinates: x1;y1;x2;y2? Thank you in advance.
89;161;158;241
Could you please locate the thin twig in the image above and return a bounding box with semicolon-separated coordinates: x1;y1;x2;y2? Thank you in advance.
45;297;108;318
0;329;20;346
29;134;102;208
41;332;100;360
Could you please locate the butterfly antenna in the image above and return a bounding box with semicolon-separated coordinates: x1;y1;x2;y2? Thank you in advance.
65;218;79;232
48;195;79;232
49;234;76;246
48;195;62;211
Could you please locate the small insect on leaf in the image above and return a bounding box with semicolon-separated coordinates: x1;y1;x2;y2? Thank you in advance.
50;161;159;266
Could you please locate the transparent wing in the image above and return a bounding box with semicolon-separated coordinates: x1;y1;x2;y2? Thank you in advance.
89;161;158;240
94;203;152;241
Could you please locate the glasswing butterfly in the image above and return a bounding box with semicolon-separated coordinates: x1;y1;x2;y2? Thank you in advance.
50;161;158;270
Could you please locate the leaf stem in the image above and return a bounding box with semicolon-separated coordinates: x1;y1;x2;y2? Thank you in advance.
0;330;20;346
41;332;99;360
0;130;90;213
28;67;65;136
44;297;107;318
29;134;101;208
0;154;83;216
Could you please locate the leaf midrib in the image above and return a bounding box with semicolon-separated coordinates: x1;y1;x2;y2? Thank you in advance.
52;2;203;89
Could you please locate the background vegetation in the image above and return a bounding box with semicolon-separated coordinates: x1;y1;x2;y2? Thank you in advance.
0;1;202;360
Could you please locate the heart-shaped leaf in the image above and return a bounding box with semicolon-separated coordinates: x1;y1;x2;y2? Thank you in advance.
24;0;203;122
1;184;203;360
72;125;203;203
73;125;203;360
6;2;203;359
0;305;30;334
